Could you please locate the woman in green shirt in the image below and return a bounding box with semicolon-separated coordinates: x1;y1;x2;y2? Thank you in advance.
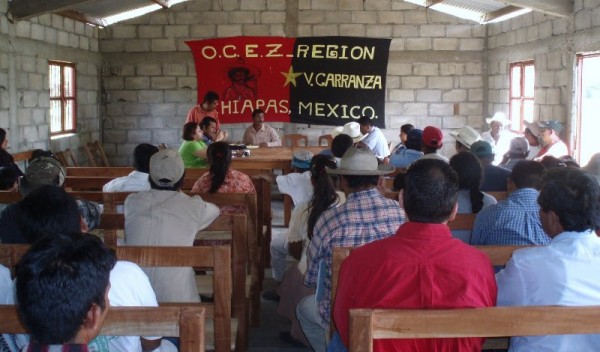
179;122;208;168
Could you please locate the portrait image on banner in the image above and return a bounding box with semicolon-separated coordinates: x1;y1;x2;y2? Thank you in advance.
186;36;391;128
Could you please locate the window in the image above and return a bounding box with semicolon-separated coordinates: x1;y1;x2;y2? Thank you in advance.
49;61;76;135
575;53;600;165
509;61;535;131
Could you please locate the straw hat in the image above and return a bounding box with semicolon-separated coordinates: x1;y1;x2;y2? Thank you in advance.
326;147;394;175
449;126;482;148
331;122;364;143
486;112;509;126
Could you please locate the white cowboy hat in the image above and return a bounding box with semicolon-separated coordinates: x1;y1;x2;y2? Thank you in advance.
331;122;364;143
326;147;394;176
449;126;482;148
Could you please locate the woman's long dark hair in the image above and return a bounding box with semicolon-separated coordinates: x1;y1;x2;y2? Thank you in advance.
207;141;232;193
449;151;484;213
307;155;339;240
0;128;15;164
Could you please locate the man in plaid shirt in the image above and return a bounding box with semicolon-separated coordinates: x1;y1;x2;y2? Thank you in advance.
297;147;405;351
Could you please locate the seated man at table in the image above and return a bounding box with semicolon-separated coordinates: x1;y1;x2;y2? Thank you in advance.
16;234;116;351
125;149;219;302
242;108;282;147
332;158;497;351
496;167;600;351
103;143;159;192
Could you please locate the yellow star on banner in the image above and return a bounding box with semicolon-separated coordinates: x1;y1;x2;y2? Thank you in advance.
281;66;303;87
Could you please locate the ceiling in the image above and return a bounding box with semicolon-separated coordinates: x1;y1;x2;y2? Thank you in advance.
7;0;573;27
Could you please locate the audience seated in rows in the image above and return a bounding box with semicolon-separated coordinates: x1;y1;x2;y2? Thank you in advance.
533;120;569;161
276;155;346;347
420;126;448;163
16;234;116;352
297;147;405;351
0;157;101;243
0;128;23;177
496;167;600;350
271;150;313;286
125;149;219;303
450;125;481;153
471;140;510;192
449;151;497;243
499;136;530;171
482;112;518;165
472;160;550;246
103;143;159;192
0;185;174;352
389;128;423;168
331;158;497;351
192;141;255;215
389;123;414;156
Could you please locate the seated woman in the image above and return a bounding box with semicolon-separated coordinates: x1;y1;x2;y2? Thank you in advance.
449;151;497;243
275;154;346;347
0;128;24;177
191;141;255;213
179;122;208;168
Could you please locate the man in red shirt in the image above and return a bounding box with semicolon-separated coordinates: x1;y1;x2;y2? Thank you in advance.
333;158;497;351
186;91;220;126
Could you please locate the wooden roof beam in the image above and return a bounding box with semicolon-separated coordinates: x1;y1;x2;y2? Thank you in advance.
57;10;106;27
9;0;95;20
501;0;572;18
482;5;524;23
150;0;169;8
425;0;445;8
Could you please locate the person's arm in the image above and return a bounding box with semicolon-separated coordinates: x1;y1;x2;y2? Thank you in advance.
242;127;253;145
495;254;527;306
193;147;207;159
266;126;282;147
289;242;303;261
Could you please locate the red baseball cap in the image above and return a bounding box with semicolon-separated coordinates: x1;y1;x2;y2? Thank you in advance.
422;126;444;149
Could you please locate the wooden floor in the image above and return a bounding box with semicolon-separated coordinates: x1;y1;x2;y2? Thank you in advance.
248;198;311;351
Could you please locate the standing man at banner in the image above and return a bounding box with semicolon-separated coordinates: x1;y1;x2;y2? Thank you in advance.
186;91;221;127
357;116;389;161
243;109;282;147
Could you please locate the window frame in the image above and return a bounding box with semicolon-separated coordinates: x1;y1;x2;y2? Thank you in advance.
509;60;535;131
48;60;77;136
575;52;600;164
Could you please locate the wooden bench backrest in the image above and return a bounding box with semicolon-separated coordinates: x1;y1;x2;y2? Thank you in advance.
0;305;206;352
447;213;476;230
348;306;600;352
11;150;34;163
330;245;528;335
0;244;230;352
66;167;271;177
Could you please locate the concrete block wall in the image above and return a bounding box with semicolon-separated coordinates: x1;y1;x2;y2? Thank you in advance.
487;11;572;130
100;0;485;163
0;0;101;165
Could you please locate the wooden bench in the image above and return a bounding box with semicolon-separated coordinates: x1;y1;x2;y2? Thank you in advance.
12;150;34;163
331;245;530;348
0;305;207;352
0;244;233;352
349;306;600;351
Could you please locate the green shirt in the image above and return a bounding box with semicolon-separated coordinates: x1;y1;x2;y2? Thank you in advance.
179;140;208;168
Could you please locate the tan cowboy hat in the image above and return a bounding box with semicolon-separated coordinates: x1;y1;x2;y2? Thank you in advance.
326;147;394;176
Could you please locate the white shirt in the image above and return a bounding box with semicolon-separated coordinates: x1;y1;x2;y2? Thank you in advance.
108;261;178;352
482;129;518;165
102;171;151;193
276;171;313;206
496;230;600;351
0;264;12;304
535;140;570;161
361;126;389;159
125;190;219;302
